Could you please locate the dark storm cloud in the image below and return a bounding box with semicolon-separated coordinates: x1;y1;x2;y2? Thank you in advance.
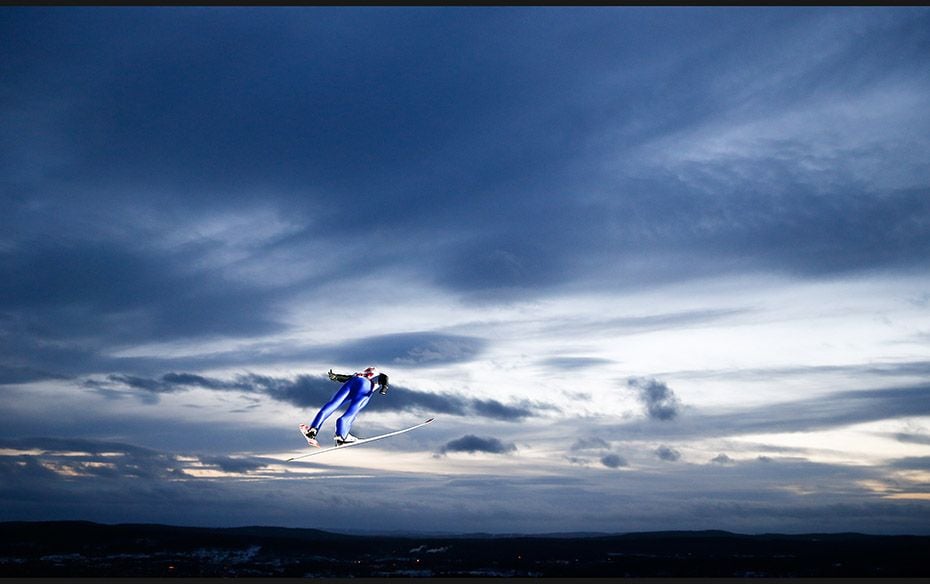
438;435;516;455
212;373;330;408
0;365;67;385
93;372;339;408
723;188;930;278
627;377;682;421
1;7;929;390
97;371;551;421
0;240;287;341
3;7;930;535
109;371;330;405
0;236;292;383
200;331;486;373
1;324;488;389
2;7;929;325
6;7;625;227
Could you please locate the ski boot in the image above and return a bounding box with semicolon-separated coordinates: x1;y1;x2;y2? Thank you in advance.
299;424;320;447
335;433;359;446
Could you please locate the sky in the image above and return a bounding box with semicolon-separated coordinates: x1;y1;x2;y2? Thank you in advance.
2;6;930;535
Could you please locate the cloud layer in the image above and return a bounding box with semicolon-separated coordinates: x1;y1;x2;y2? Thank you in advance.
2;7;930;534
93;371;550;423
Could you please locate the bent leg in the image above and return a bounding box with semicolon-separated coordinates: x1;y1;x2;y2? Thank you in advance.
336;393;372;438
310;385;351;429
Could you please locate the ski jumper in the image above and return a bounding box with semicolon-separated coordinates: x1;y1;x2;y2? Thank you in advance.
310;374;375;438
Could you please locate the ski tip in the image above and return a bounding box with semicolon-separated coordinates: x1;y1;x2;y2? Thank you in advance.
425;417;435;423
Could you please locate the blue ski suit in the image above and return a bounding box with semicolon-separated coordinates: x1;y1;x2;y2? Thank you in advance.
310;374;375;438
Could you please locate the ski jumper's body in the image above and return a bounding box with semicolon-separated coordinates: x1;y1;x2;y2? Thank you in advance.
300;366;389;445
310;374;375;439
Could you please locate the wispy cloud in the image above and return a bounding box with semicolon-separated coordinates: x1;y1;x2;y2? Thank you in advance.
332;332;488;366
699;385;930;436
594;383;930;442
658;360;930;383
92;371;553;421
541;309;753;338
570;437;611;452
538;357;616;370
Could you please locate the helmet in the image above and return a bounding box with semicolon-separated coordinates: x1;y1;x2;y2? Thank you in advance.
359;366;379;379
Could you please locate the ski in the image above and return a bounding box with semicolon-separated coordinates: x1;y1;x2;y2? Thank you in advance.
286;418;435;462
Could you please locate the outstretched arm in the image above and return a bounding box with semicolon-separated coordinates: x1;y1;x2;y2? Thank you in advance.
327;369;353;383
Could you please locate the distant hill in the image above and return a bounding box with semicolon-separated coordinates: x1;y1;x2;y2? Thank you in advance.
1;521;928;577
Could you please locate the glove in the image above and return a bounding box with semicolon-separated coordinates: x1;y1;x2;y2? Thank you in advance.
378;373;389;395
328;369;352;383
